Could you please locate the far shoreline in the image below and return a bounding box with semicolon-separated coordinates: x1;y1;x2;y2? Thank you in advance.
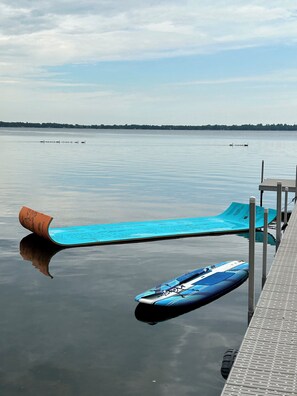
1;121;297;131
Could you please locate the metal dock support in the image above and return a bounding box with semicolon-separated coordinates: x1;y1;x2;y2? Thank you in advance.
262;208;268;288
248;197;255;323
221;203;297;395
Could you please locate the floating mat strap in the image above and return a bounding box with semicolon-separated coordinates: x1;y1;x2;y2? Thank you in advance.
19;206;53;241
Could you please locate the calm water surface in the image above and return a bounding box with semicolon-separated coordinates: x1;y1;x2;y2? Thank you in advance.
1;128;297;396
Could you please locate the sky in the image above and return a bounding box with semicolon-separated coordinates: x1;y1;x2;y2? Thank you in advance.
1;0;297;125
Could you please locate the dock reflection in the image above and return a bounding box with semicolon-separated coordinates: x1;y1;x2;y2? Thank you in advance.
19;234;65;278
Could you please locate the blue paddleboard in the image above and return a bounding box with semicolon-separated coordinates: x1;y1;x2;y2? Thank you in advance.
135;260;249;307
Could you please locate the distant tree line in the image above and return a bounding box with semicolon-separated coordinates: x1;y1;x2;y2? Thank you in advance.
1;121;297;131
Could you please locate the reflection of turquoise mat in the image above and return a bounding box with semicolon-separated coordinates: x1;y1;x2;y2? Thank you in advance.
19;202;277;247
239;231;276;246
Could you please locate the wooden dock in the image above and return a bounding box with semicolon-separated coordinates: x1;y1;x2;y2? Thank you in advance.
221;202;297;395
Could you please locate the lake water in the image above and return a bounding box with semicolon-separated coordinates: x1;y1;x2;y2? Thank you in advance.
1;128;297;396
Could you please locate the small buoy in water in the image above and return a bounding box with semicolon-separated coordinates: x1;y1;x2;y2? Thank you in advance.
221;348;238;379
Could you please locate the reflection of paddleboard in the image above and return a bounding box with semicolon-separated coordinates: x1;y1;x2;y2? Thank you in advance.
135;301;208;325
135;260;248;307
135;302;195;325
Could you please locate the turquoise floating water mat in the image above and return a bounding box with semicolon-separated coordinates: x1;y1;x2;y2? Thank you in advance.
19;202;277;247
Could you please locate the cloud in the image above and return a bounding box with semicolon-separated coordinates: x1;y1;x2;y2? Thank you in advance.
171;69;297;86
1;1;297;73
1;1;297;124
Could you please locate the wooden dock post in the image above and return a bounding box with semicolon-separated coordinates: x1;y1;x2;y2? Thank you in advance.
248;196;256;323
